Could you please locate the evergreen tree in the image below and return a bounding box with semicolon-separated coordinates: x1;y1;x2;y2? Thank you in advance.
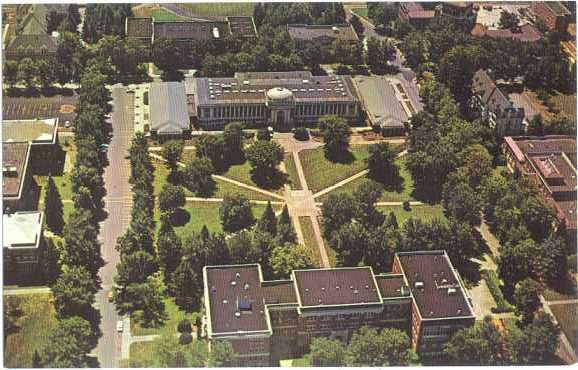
44;175;65;234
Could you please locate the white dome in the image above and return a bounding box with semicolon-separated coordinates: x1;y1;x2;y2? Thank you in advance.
266;87;293;100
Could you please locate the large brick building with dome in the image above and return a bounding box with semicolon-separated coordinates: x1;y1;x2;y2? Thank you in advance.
190;71;360;130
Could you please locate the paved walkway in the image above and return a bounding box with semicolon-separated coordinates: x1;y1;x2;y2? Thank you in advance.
546;299;578;305
185;197;284;205
148;146;196;151
274;134;331;268
3;287;51;295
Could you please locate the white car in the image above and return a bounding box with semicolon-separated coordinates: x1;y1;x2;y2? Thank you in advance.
116;320;124;332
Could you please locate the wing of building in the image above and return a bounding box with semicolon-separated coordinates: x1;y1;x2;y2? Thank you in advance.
202;250;475;365
149;82;190;136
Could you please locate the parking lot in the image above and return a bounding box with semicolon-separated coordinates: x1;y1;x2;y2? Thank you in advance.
3;94;78;127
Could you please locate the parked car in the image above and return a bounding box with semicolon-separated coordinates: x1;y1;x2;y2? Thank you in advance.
107;291;114;302
116;320;124;332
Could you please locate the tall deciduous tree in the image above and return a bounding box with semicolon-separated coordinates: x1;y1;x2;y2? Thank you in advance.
306;337;346;366
366;143;400;186
158;184;185;217
245;140;284;186
346;326;416;366
44;175;65;235
52;266;97;319
509;312;560;364
513;278;543;325
318;116;351;160
270;244;314;279
219;195;255;233
444;316;507;365
208;340;235;367
320;193;358;240
162;140;183;175
183;157;215;197
62;208;104;278
39;316;94;368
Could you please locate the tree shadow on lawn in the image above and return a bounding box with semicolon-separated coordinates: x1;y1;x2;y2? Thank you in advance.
250;168;288;190
368;173;405;194
170;208;191;227
324;148;355;164
459;259;482;285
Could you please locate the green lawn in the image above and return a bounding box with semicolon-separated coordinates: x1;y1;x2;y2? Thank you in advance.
299;216;321;267
181;2;255;16
4;293;58;368
350;6;369;20
152;8;187;22
317;156;416;203
131;297;197;337
126;341;156;368
154;200;275;237
152;161;278;201
35;173;73;202
63;202;73;223
376;204;446;225
299;146;370;194
284;153;302;190
550;303;578;350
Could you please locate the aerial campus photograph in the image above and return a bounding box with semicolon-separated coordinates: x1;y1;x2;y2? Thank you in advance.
0;0;577;368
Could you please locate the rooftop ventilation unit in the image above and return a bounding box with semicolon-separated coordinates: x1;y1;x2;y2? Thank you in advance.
244;283;250;291
414;281;424;289
231;281;237;286
238;298;252;311
353;289;359;294
209;95;215;99
303;79;310;84
243;80;250;85
235;272;241;278
332;26;339;33
212;27;220;39
448;288;457;295
234;312;241;317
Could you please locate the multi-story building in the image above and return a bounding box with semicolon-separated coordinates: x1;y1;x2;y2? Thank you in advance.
192;71;360;130
125;16;257;45
202;250;475;365
398;2;475;28
398;2;436;28
3;211;44;282
503;135;577;243
531;1;571;33
472;69;525;136
149;82;191;137
287;23;359;46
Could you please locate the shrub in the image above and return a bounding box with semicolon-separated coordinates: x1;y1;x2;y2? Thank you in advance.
482;270;515;313
293;127;309;141
177;319;192;333
179;332;193;345
402;201;411;211
336;64;351;75
256;129;271;141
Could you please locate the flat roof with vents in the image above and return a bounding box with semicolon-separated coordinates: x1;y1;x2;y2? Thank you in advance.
292;267;382;307
203;264;297;336
396;251;475;320
2;142;30;199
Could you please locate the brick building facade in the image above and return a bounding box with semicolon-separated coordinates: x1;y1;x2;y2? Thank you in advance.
202;250;475;365
503;135;577;244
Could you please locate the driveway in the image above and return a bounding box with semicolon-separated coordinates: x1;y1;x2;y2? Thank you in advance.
93;86;134;367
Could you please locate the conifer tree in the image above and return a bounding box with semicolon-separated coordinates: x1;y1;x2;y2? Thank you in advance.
44;175;65;234
256;201;277;235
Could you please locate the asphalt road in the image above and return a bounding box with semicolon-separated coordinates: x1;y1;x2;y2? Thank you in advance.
344;6;405;68
93;86;134;367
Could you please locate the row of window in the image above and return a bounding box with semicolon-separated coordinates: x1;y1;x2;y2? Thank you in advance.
199;103;354;119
